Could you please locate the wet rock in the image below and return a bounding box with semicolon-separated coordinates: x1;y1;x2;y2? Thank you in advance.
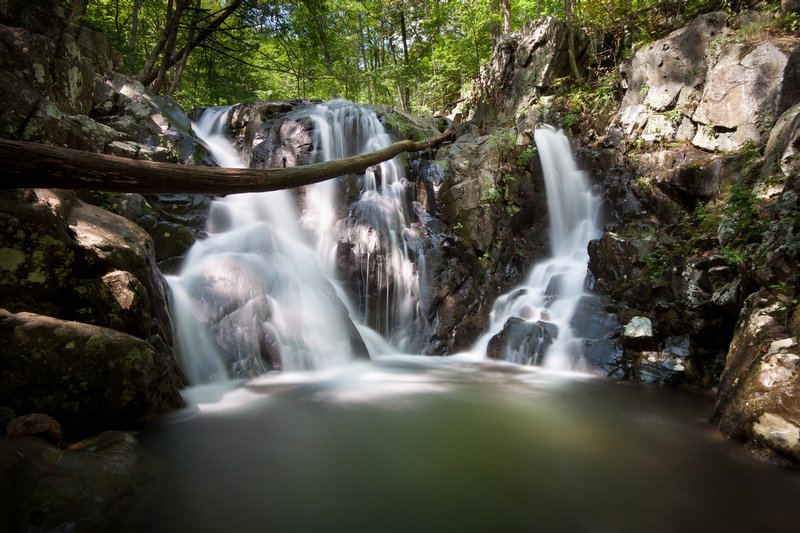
151;221;196;265
5;413;61;442
587;232;641;294
487;317;558;365
0;430;148;533
636;349;690;385
570;294;622;369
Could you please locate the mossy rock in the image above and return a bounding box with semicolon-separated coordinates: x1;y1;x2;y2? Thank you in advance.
0;310;183;433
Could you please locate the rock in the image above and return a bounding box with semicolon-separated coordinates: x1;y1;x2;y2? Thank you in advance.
0;189;184;431
569;294;622;369
760;102;800;186
471;17;584;122
714;289;800;464
622;316;656;350
0;407;14;435
0;0;68;39
0;430;148;532
587;232;641;294
617;12;727;138
487;317;559;365
682;255;739;315
0;68;42;138
6;413;61;442
692;40;800;152
0;309;183;431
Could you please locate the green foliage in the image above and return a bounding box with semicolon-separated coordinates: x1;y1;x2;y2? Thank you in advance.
79;0;767;111
516;147;535;170
782;12;800;34
554;71;619;135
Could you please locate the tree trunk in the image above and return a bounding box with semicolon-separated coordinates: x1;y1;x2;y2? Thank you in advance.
502;0;512;33
167;0;202;96
139;0;176;84
0;119;458;195
564;0;580;80
399;12;410;110
139;1;244;89
126;0;142;71
151;0;189;94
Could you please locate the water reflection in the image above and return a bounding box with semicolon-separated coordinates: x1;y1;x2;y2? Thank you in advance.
125;358;800;533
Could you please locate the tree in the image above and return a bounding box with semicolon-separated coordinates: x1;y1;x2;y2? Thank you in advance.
0;118;457;194
563;0;580;79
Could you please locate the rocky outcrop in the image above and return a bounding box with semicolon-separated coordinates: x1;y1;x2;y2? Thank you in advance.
713;290;800;464
469;17;588;124
0;431;148;532
580;9;800;462
417;126;549;352
616;11;800;153
0;189;184;431
0;0;197;160
0;0;199;436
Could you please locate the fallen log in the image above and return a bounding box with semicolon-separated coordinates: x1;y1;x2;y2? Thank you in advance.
0;118;457;195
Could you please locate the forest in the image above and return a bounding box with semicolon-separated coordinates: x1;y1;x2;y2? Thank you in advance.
76;0;793;112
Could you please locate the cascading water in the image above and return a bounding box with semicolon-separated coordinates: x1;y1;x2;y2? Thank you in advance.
167;101;425;384
474;127;601;370
303;101;423;350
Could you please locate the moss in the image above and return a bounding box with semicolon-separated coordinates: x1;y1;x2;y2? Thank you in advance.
27;270;48;284
0;247;26;273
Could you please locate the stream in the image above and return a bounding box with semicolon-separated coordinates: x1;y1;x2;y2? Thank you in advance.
121;356;800;533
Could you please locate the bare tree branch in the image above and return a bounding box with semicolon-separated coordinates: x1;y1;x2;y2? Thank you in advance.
0;119;458;195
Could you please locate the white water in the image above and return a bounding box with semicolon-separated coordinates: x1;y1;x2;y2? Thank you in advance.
473;128;601;370
303;101;422;349
167;102;423;384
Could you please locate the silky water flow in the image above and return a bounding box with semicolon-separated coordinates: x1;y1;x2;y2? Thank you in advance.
472;127;601;370
122;111;800;533
167;101;423;384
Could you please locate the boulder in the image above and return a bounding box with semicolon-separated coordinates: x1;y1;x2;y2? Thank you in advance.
5;413;61;442
622;316;656;350
0;431;148;532
487;317;559;365
0;189;184;431
714;289;800;464
0;310;183;431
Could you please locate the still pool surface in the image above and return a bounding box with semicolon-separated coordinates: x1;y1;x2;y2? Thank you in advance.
122;356;800;532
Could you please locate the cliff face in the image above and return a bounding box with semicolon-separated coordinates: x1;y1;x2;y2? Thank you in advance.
576;11;799;464
0;0;192;432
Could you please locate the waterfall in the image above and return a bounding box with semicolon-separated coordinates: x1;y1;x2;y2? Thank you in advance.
474;128;601;370
303;100;424;351
167;102;424;384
